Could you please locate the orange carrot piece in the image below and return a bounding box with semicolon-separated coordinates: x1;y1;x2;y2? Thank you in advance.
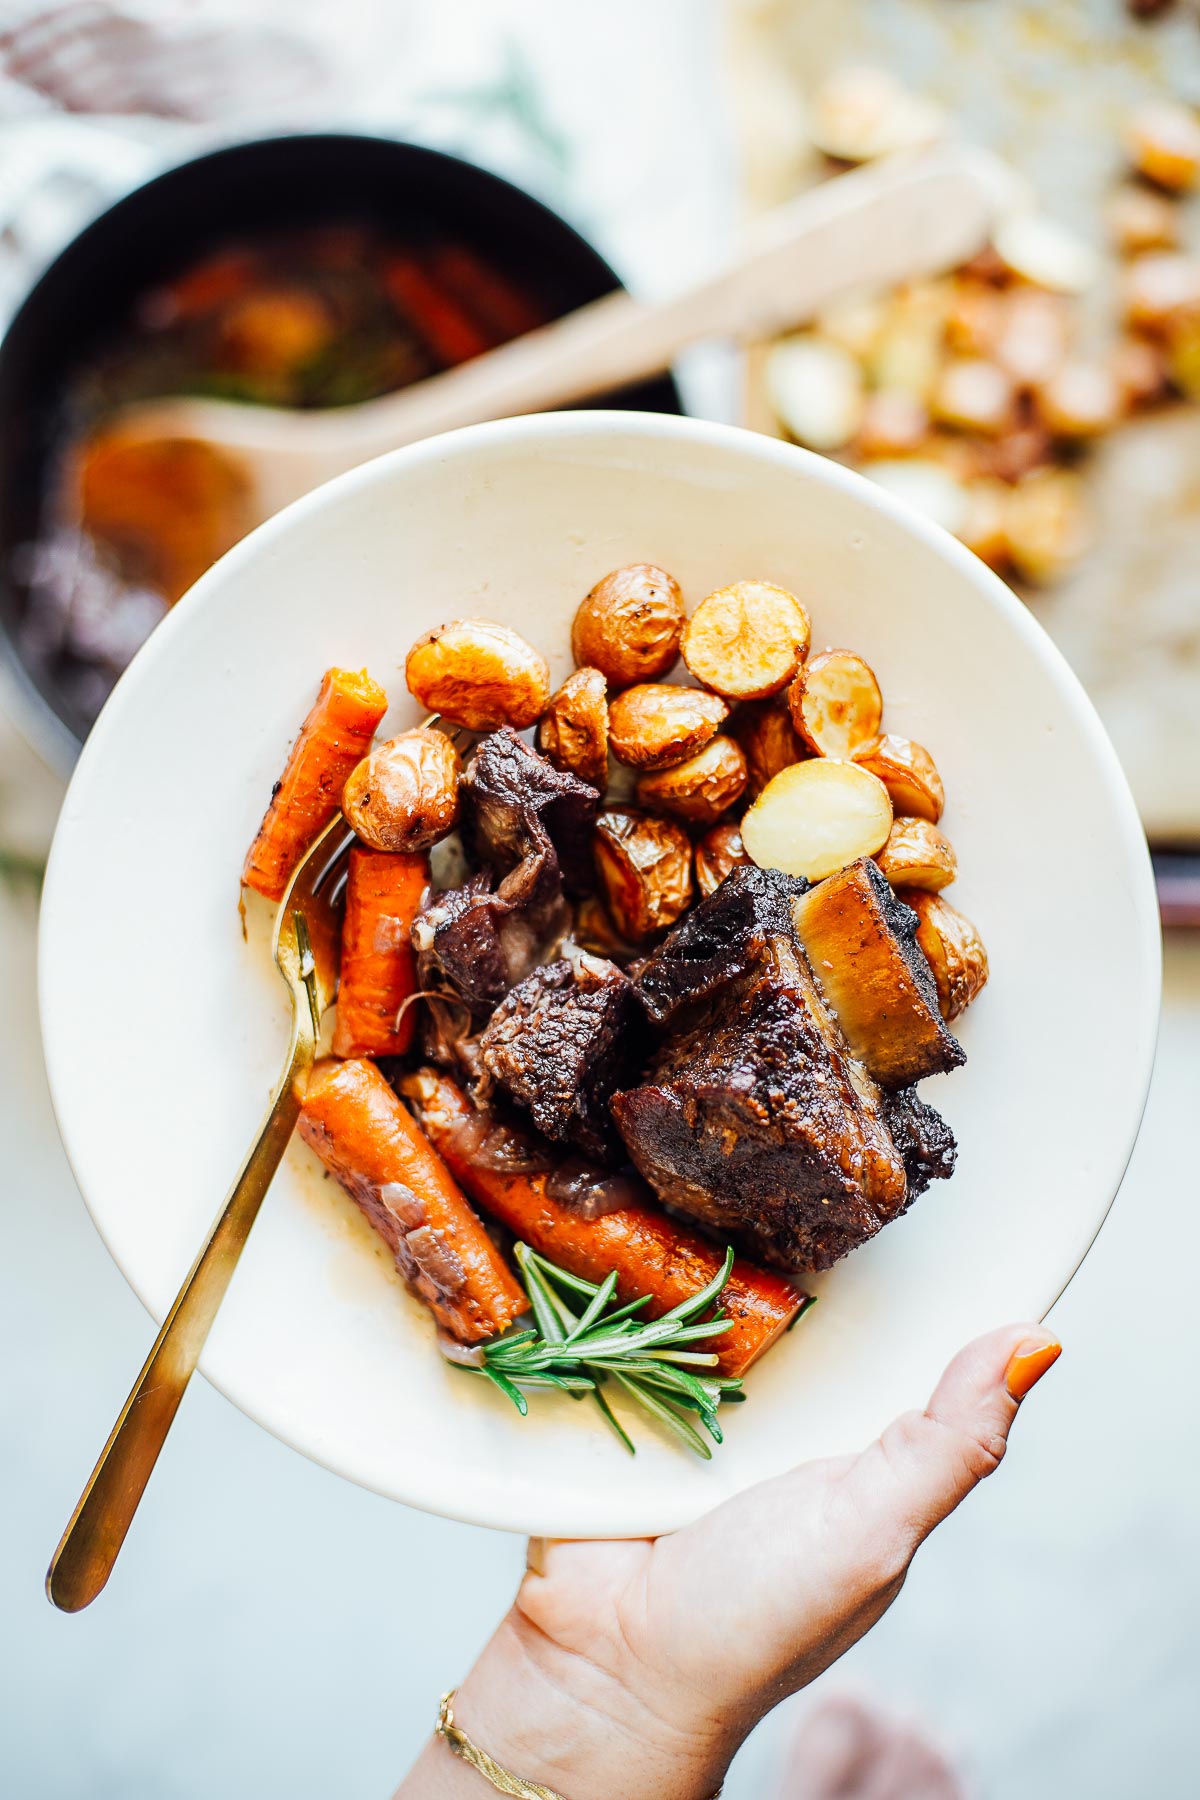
332;848;428;1059
299;1059;525;1344
403;1070;805;1377
242;667;387;902
427;244;547;342
381;253;493;366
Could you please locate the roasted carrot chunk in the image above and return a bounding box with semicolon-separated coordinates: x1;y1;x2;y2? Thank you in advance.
299;1058;525;1344
404;1069;804;1377
381;254;493;367
242;667;388;902
332;849;428;1059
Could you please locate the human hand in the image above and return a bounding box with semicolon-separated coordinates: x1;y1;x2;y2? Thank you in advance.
400;1323;1060;1800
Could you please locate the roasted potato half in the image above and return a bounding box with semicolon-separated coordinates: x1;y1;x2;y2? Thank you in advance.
538;665;608;786
788;649;883;760
636;735;748;826
694;821;752;897
343;727;460;853
608;683;729;771
875;816;957;892
852;733;944;823
593;808;694;941
405;619;549;730
729;697;806;795
571;563;686;689
741;758;893;883
900;889;989;1020
681;580;811;701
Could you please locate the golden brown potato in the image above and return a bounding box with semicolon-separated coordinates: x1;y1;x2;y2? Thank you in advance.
1125;101;1200;194
571;563;685;690
875;816;957;891
1035;362;1122;439
899;888;989;1020
405;619;549;730
852;733;944;823
945;280;1005;357
681;580;811;701
342;728;460;853
741;758;893;883
729;698;806;795
607;683;728;771
1121;252;1200;334
636;735;748;826
694;822;752;897
593;809;694;941
808;65;945;162
930;357;1016;437
992;214;1098;294
1106;183;1181;257
538;666;608;786
787;649;883;760
981;423;1055;485
1003;468;1092;584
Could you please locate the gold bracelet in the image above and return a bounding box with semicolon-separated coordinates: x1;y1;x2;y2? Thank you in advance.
434;1690;723;1800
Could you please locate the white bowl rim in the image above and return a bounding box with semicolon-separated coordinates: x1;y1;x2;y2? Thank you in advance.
38;409;1162;1534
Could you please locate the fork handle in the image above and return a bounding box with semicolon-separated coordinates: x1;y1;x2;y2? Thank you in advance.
46;1027;314;1612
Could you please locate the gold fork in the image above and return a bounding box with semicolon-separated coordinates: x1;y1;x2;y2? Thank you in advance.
46;813;356;1613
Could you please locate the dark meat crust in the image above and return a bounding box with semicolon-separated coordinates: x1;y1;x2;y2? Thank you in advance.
613;869;910;1273
480;952;643;1160
792;858;964;1089
883;1086;957;1197
463;727;600;897
633;863;809;1028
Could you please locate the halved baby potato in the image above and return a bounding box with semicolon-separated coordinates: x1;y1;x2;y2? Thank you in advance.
681;580;811;701
538;665;609;786
729;697;806;795
694;821;752;897
875;815;957;891
593;808;694;940
899;888;989;1020
852;733;944;823
741;757;893;883
608;683;729;770
636;735;748;826
405;618;549;730
787;649;883;759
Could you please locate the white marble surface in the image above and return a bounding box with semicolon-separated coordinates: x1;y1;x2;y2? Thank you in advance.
3;4;1198;1796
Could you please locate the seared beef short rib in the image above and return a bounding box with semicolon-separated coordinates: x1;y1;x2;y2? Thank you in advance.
614;863;957;1272
480;950;642;1160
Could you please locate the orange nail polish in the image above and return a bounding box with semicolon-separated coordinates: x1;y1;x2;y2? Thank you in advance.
1005;1337;1062;1401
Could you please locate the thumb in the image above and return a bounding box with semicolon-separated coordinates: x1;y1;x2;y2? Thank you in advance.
848;1323;1061;1562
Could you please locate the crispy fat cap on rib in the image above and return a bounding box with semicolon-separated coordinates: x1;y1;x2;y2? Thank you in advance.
792;858;964;1090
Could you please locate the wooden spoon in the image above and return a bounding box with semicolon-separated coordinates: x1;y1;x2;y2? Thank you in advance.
95;146;1018;528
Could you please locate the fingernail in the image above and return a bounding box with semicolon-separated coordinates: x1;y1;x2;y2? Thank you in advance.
1005;1336;1062;1401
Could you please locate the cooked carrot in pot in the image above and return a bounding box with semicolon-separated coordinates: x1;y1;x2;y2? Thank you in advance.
242;666;388;902
402;1069;804;1377
381;254;493;366
332;849;428;1059
299;1058;525;1344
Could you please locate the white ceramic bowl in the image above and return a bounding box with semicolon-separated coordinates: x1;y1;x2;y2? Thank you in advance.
39;413;1160;1539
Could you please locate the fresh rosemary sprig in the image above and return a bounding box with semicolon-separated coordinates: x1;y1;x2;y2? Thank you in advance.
471;1243;746;1459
